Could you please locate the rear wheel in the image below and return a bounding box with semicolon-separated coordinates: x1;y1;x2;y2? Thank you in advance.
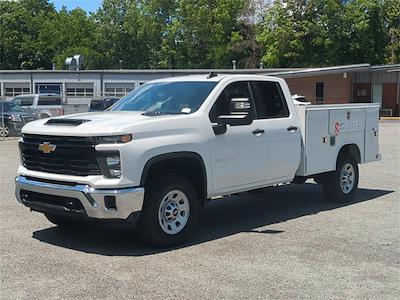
137;174;200;247
323;155;359;203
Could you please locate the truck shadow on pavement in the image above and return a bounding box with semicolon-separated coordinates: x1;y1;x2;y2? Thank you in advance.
32;183;393;256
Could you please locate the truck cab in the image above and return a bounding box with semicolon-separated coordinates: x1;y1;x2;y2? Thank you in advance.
15;75;380;247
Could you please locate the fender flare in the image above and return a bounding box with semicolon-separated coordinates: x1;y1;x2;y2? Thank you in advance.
140;151;208;200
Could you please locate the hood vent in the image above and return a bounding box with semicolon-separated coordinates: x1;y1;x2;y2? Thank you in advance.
45;119;91;126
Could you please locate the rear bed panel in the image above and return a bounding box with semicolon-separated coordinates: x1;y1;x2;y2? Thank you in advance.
295;103;380;177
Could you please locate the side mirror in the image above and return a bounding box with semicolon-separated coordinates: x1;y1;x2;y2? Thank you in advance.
217;98;253;126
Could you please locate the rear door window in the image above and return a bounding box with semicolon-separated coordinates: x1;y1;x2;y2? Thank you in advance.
251;81;289;119
37;97;62;106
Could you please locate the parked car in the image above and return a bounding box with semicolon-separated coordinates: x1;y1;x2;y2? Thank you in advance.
11;94;88;119
15;75;380;247
0;101;37;137
89;98;120;112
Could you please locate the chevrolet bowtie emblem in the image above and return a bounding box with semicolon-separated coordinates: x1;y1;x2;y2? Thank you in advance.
38;142;56;154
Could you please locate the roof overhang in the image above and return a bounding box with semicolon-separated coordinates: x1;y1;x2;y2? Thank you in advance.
267;64;371;78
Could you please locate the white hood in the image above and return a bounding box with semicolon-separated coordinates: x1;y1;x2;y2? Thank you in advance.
21;111;176;136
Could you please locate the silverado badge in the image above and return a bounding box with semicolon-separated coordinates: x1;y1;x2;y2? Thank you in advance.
38;142;56;154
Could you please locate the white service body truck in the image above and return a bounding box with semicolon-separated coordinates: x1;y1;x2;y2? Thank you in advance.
15;75;380;246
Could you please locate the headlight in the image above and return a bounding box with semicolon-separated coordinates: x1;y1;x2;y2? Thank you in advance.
106;155;121;178
97;134;132;144
97;151;122;178
11;115;22;122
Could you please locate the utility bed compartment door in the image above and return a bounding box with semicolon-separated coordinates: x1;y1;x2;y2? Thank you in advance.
304;110;334;175
328;109;365;136
364;107;380;162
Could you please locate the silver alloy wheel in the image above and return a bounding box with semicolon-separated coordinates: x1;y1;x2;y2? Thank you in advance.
340;163;355;194
158;190;190;235
0;125;9;137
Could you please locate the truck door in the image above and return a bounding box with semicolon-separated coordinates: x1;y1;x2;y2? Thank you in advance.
209;81;267;192
251;81;301;181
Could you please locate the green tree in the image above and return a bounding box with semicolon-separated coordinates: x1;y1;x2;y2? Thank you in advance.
93;0;158;69
231;0;265;68
384;0;400;63
257;0;305;67
158;0;246;68
343;0;388;65
42;7;101;69
257;0;390;67
0;0;56;69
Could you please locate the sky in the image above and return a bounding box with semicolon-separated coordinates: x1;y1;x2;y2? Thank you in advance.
51;0;103;13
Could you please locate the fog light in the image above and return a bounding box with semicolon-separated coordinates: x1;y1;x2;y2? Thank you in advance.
104;196;117;210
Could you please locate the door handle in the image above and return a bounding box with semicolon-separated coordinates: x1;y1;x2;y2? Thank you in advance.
252;129;265;135
287;126;298;132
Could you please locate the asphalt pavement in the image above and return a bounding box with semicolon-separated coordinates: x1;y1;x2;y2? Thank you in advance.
0;122;399;299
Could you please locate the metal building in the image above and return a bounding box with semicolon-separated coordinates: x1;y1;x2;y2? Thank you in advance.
0;64;399;116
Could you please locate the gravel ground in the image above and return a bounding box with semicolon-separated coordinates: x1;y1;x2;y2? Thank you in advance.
0;122;399;299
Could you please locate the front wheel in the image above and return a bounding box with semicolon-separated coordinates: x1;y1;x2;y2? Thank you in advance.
323;155;359;203
137;174;200;247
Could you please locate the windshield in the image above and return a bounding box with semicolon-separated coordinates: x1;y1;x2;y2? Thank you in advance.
111;81;218;114
2;102;25;112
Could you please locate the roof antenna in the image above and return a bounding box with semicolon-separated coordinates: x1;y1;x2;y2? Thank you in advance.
207;72;217;79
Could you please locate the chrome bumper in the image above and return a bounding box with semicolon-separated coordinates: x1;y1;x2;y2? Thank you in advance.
15;176;144;219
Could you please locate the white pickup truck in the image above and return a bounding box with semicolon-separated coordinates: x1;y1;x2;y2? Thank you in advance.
15;75;380;247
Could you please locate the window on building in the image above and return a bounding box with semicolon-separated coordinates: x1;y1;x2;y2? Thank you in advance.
5;87;30;97
35;83;62;95
66;87;94;97
251;81;290;119
316;82;324;104
356;89;367;97
105;83;136;97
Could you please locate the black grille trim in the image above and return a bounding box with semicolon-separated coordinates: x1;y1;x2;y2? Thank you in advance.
20;134;101;176
20;190;86;215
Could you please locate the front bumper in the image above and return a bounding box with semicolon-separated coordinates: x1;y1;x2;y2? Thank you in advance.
15;175;144;220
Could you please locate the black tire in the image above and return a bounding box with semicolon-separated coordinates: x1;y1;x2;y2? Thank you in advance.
314;175;325;185
323;155;359;203
137;173;200;247
44;213;81;228
292;176;307;184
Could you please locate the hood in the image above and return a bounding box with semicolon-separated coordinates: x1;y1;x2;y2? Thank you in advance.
21;111;182;136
